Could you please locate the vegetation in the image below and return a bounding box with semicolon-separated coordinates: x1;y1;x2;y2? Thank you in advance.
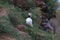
45;0;57;18
0;0;59;40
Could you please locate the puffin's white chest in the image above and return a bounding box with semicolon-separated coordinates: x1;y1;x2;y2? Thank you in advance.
26;18;33;27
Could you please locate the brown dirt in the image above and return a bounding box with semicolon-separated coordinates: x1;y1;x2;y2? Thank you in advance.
14;24;26;36
14;24;25;31
18;30;26;37
0;34;16;40
0;8;8;16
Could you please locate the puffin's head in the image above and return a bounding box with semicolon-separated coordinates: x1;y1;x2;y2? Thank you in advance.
28;13;32;17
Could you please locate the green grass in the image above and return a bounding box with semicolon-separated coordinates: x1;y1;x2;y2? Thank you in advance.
0;0;60;40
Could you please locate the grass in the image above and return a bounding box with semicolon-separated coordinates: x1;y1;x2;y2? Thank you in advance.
0;0;60;40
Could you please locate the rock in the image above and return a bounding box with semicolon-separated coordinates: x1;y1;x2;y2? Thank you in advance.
50;17;60;34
